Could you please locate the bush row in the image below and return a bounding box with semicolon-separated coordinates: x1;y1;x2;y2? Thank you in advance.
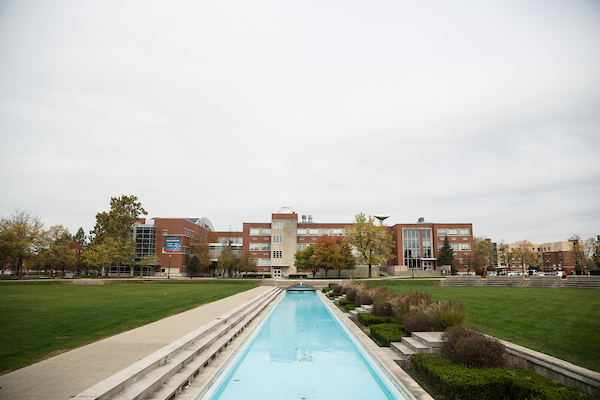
411;353;594;400
370;323;404;347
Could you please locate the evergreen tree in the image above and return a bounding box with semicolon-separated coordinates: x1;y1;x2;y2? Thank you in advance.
438;235;455;270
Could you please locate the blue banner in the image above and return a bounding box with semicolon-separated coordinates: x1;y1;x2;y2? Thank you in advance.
164;236;182;252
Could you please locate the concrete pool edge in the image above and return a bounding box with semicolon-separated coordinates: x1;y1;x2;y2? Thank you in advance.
318;291;434;400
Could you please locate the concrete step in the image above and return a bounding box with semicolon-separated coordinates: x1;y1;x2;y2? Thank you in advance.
401;336;430;354
411;331;444;348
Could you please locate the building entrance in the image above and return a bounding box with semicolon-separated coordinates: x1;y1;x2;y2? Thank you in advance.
273;268;282;278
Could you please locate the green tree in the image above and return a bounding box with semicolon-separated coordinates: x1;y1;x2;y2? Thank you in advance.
311;235;356;278
591;235;600;270
294;245;316;277
88;195;147;277
0;210;45;277
438;235;455;272
347;213;395;278
218;245;236;277
73;227;87;247
139;254;159;276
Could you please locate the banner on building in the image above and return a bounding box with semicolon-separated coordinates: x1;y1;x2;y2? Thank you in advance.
164;236;182;252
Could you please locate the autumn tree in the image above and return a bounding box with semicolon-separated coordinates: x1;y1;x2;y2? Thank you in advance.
513;240;539;272
0;210;45;277
568;235;586;274
139;254;160;276
438;235;455;272
190;231;216;277
497;240;510;271
591;236;600;271
40;225;77;277
473;236;493;271
311;235;355;278
218;244;236;277
235;254;257;275
347;213;394;278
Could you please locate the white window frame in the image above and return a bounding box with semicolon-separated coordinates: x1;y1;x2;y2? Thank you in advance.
273;235;283;243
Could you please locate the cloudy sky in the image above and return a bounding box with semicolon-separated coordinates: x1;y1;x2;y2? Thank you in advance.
1;0;599;244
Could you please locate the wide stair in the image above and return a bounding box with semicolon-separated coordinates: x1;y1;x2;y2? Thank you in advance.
349;304;373;319
525;276;561;288
441;276;482;287
482;276;525;287
559;276;600;289
390;332;444;367
74;286;282;400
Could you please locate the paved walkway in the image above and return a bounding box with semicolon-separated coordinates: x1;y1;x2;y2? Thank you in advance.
0;286;273;400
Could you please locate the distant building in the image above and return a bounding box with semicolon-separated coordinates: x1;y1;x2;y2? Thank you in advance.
116;208;474;278
496;241;578;273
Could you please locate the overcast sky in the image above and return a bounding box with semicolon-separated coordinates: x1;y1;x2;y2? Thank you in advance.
1;0;599;244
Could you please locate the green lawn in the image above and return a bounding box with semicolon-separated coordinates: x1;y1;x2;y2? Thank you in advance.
0;280;256;374
369;280;600;372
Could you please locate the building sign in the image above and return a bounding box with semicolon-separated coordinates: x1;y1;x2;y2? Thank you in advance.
164;236;182;252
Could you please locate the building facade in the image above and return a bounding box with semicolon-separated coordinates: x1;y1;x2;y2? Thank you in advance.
124;208;475;278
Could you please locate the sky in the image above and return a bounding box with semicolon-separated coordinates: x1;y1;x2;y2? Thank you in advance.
1;0;599;244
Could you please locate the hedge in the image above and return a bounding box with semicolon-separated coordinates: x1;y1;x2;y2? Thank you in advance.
370;323;405;347
357;313;397;326
411;353;594;400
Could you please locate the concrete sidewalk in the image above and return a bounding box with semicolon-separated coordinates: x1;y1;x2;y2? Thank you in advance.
0;286;273;400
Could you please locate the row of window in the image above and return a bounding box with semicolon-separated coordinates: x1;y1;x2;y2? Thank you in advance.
249;243;271;251
437;228;470;237
248;227;347;236
438;243;471;251
218;237;243;244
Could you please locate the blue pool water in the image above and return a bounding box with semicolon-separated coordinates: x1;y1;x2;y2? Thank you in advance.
199;290;409;400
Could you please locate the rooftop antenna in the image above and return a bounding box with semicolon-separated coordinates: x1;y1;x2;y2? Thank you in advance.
373;213;390;226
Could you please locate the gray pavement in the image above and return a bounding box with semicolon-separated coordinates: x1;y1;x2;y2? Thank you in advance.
0;286;273;400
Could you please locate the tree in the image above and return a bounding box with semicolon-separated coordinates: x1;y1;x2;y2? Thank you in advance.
497;240;510;271
139;254;160;276
73;227;87;247
591;236;600;271
438;235;455;272
311;235;356;278
190;231;216;277
218;245;236;277
294;245;316;277
568;235;586;274
235;254;257;275
0;210;45;277
473;236;493;271
513;240;539;272
41;225;77;277
346;213;395;278
88;195;147;277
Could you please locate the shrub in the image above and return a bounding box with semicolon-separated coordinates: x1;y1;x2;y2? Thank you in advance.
357;313;397;326
338;300;353;307
403;312;434;335
411;353;594;400
390;290;432;319
345;288;358;302
429;299;467;331
332;285;343;294
442;325;506;369
329;283;340;289
370;323;405;347
321;287;330;293
343;302;356;312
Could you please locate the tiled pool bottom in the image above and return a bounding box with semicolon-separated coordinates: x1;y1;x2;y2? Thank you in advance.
199;291;410;400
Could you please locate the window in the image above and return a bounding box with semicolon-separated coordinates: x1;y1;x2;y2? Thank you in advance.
273;235;282;243
297;229;307;236
298;244;307;251
262;243;271;251
460;243;471;251
261;259;271;266
273;221;283;228
450;244;459;251
250;228;260;235
460;229;470;236
448;229;458;236
250;243;260;251
332;229;343;236
273;250;282;258
163;229;168;235
321;229;330;235
309;229;319;235
262;228;271;235
437;228;446;236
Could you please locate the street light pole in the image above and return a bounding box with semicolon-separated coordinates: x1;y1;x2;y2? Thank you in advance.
168;254;171;279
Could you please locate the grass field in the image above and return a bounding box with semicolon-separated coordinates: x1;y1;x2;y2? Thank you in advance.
0;280;256;374
368;279;600;372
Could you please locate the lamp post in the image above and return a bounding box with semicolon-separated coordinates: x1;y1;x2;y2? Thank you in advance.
168;254;171;279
